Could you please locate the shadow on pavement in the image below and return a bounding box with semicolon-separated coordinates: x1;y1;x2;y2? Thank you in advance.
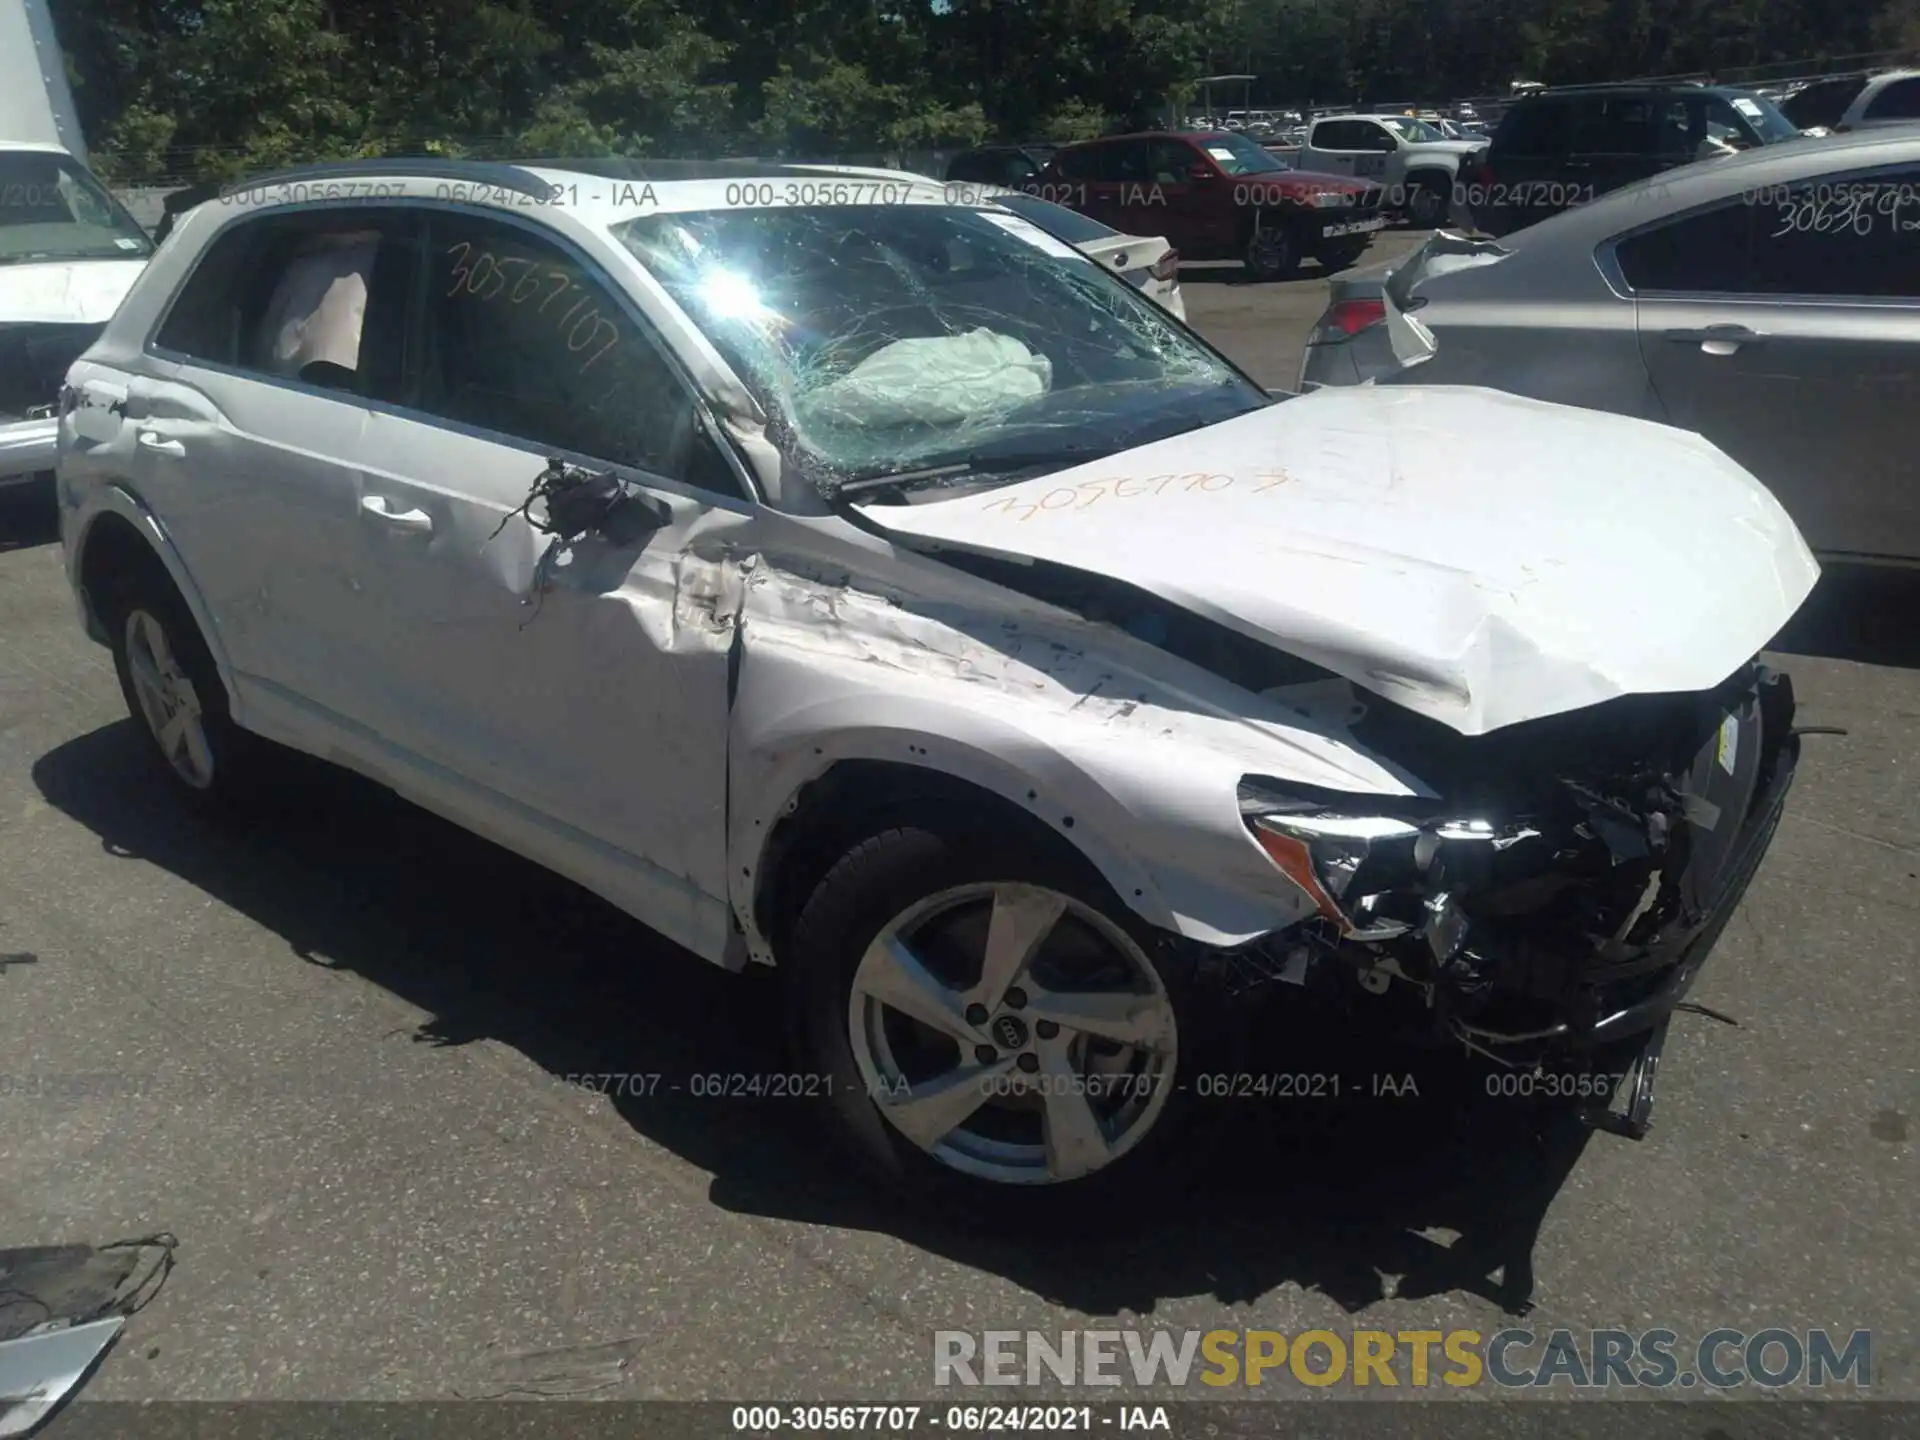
0;477;59;553
35;721;1593;1319
1767;561;1920;671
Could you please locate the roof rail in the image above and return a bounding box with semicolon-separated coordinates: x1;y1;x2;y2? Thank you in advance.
222;157;562;198
1532;79;1708;93
517;157;859;181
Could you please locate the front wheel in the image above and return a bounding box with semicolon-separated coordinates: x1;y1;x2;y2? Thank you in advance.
1405;178;1450;228
1243;219;1302;281
784;820;1212;1219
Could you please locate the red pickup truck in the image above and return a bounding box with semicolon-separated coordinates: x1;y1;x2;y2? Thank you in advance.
1026;130;1386;281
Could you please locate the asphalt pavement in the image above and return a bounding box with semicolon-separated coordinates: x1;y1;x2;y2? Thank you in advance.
0;237;1913;1411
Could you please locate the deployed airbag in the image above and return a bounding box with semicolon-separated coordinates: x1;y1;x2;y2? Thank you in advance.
803;328;1052;427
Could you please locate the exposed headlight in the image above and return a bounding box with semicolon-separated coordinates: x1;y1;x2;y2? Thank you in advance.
1312;191;1346;208
1238;778;1541;941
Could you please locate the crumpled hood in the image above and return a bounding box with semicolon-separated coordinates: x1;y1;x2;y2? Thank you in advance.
0;259;145;325
857;385;1819;735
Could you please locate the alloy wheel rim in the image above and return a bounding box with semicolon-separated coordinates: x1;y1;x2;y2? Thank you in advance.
125;608;214;789
847;882;1178;1186
1250;227;1291;275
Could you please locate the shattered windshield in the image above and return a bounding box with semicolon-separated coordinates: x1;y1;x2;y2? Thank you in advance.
0;151;154;264
612;204;1265;500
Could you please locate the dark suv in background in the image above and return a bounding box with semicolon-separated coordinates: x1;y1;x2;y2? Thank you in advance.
943;144;1059;187
1461;81;1803;235
1034;130;1384;280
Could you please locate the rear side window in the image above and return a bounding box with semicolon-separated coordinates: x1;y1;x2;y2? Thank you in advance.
1613;201;1752;292
1779;77;1863;129
1568;96;1660;156
151;208;416;404
1051;145;1105;181
1494;99;1571;156
1863;76;1920;121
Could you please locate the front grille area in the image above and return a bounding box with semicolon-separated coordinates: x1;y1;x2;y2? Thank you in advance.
1;322;105;423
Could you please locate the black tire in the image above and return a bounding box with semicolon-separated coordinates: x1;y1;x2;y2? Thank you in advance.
97;550;256;812
1405;174;1451;228
783;816;1228;1226
1242;217;1302;281
1315;241;1368;273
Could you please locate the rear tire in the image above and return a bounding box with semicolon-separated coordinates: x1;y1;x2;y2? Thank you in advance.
98;553;256;812
784;817;1222;1226
1243;217;1303;281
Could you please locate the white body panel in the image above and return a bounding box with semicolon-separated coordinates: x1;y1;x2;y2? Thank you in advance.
55;166;1817;980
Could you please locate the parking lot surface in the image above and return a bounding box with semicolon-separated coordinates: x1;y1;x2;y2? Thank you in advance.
0;241;1914;1405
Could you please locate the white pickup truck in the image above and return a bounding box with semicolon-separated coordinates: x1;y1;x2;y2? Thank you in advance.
1;0;154;490
1296;114;1488;227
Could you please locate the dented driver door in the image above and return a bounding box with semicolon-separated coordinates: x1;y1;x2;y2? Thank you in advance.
340;206;753;961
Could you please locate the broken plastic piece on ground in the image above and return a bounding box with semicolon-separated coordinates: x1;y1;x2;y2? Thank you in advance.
0;1318;125;1438
0;1236;175;1436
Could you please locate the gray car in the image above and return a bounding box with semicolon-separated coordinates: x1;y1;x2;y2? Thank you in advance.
1298;126;1920;565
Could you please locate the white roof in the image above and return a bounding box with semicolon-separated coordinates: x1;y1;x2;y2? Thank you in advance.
0;0;85;157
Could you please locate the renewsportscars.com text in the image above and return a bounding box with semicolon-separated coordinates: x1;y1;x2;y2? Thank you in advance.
933;1327;1872;1390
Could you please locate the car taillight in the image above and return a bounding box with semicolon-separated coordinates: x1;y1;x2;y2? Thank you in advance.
1472;159;1494;187
1313;299;1386;342
1150;249;1179;282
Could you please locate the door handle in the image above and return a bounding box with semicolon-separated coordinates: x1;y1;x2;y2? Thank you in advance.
359;495;433;532
137;431;185;457
1664;324;1766;350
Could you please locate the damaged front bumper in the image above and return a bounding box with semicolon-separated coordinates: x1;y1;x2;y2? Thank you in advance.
1222;664;1800;1139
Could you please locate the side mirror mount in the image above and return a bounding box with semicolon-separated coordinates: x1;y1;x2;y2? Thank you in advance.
599;489;673;546
524;457;673;548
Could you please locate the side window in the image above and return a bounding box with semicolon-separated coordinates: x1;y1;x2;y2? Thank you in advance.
1314;121;1357;149
1698;95;1757;148
1780;78;1860;130
1357;122;1397;152
1145;140;1197;183
1105;141;1152;183
1053;145;1102;181
1745;171;1920;298
152;208;415;403
997;154;1038;186
1571;97;1655;157
416;211;723;487
1863;76;1920;121
1613;201;1753;293
1494;100;1570;156
1653;98;1695;158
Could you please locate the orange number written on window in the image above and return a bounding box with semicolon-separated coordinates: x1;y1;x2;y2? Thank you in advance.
445;242;622;373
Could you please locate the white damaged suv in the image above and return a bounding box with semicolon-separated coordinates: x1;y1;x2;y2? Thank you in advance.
57;159;1815;1207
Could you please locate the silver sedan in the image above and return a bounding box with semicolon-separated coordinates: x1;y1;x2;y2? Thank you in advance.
1298;126;1920;564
